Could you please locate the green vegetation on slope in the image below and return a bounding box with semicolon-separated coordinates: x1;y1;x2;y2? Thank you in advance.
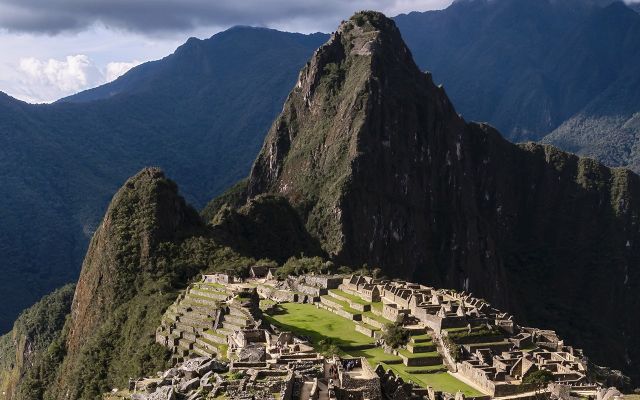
44;169;266;400
202;179;248;222
211;195;325;264
0;284;75;400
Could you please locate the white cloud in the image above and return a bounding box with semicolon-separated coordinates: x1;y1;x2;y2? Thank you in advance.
12;54;140;102
105;60;140;82
19;55;100;93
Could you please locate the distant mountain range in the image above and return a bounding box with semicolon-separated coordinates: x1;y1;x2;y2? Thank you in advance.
2;0;640;335
396;0;640;145
0;28;326;331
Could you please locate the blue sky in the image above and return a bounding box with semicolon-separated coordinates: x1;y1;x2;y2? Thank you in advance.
0;0;454;103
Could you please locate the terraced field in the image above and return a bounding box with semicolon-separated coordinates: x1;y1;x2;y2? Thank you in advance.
156;281;258;361
263;302;482;396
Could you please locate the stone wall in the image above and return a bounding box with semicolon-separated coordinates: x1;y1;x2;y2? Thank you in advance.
282;372;295;400
456;361;496;396
400;353;442;367
355;324;377;337
317;302;362;321
456;362;536;397
362;315;386;330
337;360;382;400
305;276;343;289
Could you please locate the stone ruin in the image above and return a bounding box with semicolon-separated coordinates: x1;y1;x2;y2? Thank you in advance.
136;272;626;400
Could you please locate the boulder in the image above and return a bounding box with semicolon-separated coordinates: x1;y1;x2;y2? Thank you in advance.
186;392;203;400
162;368;179;380
200;370;213;382
179;356;224;378
238;346;266;362
149;386;176;400
179;377;200;393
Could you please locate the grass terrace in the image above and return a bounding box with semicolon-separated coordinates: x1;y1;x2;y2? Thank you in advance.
320;295;361;315
197;281;226;290
362;310;391;324
410;334;433;343
329;289;370;305
397;349;440;359
445;325;504;345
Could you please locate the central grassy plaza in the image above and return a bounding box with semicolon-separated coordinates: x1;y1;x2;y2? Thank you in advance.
263;302;483;396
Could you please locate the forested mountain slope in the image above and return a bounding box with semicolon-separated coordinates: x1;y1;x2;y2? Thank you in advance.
0;28;326;332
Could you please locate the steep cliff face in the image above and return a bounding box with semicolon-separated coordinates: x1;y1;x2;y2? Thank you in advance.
247;12;640;381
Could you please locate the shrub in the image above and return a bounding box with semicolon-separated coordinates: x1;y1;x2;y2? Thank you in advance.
442;336;463;362
382;323;410;349
318;339;340;357
523;370;555;387
276;256;333;279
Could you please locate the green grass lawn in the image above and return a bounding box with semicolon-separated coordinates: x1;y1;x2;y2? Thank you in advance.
264;303;373;348
347;346;403;364
408;372;483;397
264;303;482;396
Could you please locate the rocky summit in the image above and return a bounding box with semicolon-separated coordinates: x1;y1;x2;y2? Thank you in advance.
246;12;640;381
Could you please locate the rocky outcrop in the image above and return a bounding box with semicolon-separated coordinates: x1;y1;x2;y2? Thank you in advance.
247;12;640;382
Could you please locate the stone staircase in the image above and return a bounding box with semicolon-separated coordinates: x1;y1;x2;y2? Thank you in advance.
156;282;232;362
398;332;443;367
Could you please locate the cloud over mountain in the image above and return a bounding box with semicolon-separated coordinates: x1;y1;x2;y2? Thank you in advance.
14;54;139;102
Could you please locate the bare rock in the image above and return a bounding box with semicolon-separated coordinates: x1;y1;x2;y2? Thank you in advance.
149;386;176;400
179;377;200;393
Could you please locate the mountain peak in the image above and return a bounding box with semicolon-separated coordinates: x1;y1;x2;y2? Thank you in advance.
247;11;458;258
63;167;201;369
